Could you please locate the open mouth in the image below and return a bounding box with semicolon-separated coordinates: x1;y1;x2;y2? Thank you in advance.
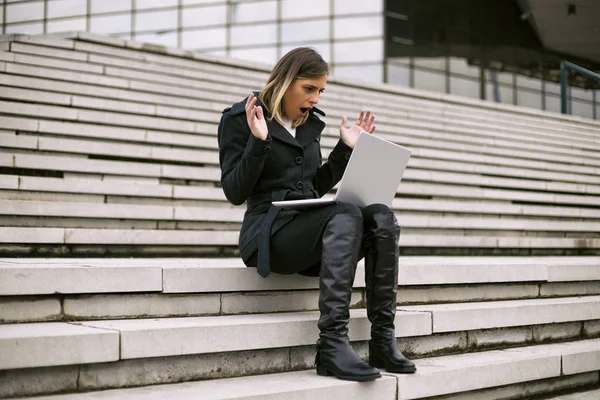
300;107;311;115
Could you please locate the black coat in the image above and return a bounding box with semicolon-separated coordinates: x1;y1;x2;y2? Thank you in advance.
217;94;353;276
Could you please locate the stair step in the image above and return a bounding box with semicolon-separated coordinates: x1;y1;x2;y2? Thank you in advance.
17;338;600;400
4;257;598;296
546;388;600;399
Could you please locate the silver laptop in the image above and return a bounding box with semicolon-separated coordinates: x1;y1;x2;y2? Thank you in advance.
272;131;412;209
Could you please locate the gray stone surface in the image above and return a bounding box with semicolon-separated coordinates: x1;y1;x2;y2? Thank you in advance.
561;339;600;375
0;262;162;295
0;227;64;244
533;322;583;342
221;290;361;314
546;388;600;400
28;370;397;399
0;297;61;323
401;296;600;333
547;265;600;282
398;332;468;357
399;284;538;304
583;320;600;337
79;348;290;390
468;326;534;348
396;348;562;399
0;322;119;369
10;42;86;61
437;372;599;400
541;282;600;297
64;228;238;245
79;309;430;359
64;293;220;319
0;199;173;220
0;365;79;398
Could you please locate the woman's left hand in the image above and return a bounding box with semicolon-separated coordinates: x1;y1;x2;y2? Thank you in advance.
339;109;376;149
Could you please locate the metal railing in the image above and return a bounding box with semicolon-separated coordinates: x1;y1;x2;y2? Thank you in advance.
560;61;600;116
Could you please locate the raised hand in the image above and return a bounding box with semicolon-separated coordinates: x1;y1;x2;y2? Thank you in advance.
340;109;376;149
246;92;268;140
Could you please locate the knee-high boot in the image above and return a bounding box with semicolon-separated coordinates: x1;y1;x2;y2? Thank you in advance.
364;210;416;373
315;213;381;381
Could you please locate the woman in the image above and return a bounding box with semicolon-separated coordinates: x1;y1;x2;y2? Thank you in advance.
217;47;416;382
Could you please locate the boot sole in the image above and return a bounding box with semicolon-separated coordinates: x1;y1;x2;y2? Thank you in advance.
317;365;382;381
369;360;417;374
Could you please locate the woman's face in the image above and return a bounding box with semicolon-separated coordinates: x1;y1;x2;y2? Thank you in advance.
282;74;327;120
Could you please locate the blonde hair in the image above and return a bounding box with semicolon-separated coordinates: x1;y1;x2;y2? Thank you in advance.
259;47;328;128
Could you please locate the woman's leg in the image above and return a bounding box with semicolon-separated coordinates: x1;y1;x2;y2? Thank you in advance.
255;202;381;381
362;204;416;373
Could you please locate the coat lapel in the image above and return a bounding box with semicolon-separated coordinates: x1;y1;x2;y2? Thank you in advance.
296;111;326;148
267;119;302;148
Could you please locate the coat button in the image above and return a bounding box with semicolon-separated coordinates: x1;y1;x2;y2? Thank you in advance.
296;181;303;189
295;156;303;164
264;146;271;153
344;152;351;161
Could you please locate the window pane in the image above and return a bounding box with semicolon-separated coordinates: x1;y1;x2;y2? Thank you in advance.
7;1;44;23
231;24;277;46
182;28;227;50
230;46;277;65
387;62;410;87
281;42;331;62
91;0;131;14
204;49;227;56
572;100;594;119
333;16;382;40
517;89;542;109
136;0;178;11
334;39;383;63
486;83;513;104
135;31;178;47
48;0;88;19
545;94;561;113
135;8;178;32
486;69;513;85
231;1;277;23
414;57;446;72
281;0;331;19
571;86;594;101
414;68;445;93
450;75;479;99
90;13;132;34
5;22;44;34
282;19;329;43
182;5;227;28
449;57;479;78
545;80;561;95
334;0;383;15
333;64;383;83
184;0;227;4
47;17;87;33
516;75;541;91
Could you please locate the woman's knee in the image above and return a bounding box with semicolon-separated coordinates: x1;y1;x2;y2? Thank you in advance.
332;202;363;219
362;203;392;222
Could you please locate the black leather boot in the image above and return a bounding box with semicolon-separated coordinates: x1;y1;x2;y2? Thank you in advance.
315;213;381;382
364;208;416;374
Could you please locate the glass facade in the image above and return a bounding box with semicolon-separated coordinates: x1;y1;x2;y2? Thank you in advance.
384;0;599;119
1;0;598;119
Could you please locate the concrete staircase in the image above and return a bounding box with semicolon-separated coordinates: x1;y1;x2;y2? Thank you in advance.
1;32;600;399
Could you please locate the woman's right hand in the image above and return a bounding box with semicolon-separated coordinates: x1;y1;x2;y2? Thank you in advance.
246;93;269;140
